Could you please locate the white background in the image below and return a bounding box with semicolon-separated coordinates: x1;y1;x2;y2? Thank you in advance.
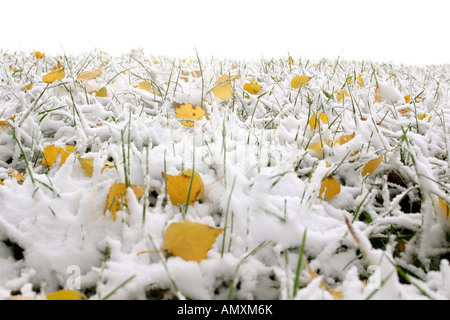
1;0;449;65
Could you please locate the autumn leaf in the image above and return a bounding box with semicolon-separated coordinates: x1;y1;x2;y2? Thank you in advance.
21;83;33;92
90;87;108;97
164;169;204;206
212;74;232;99
438;197;449;220
104;182;146;220
10;170;25;184
0;179;3;185
42;68;65;83
163;220;224;262
42;145;75;167
361;154;383;177
78;157;94;176
46;289;87;300
339;132;355;145
77;69;102;81
337;89;349;102
136;81;160;96
174;103;205;127
243;82;262;95
319;175;341;200
34;51;45;59
418;114;428;120
308;113;329;130
357;74;364;87
291;75;311;89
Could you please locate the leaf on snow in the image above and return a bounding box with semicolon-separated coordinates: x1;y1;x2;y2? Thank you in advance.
291;75;311;89
77;69;103;81
211;74;232;99
104;182;146;221
46;289;87;300
361;154;383;177
174;103;205;127
319;175;341;200
42;68;65;84
163;220;224;262
42;145;75;167
308;113;329;130
243;82;262;95
164;169;204;206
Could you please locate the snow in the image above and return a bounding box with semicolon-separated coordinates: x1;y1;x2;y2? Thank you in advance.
0;48;449;300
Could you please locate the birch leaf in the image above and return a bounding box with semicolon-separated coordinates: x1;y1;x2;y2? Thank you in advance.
77;69;102;81
174;103;205;127
212;74;232;99
163;220;224;262
291;76;311;89
46;289;87;300
319;175;341;200
42;68;65;83
361;154;383;177
104;182;146;221
164;169;204;206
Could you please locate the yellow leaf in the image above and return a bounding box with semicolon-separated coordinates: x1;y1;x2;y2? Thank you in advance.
404;94;412;104
243;83;262;95
77;69;102;81
308;113;329;130
0;120;12;129
418;114;428;120
174;103;205;127
42;68;65;83
291;75;311;89
21;83;33;91
438;197;449;220
0;179;3;185
338;132;355;145
10;170;25;184
78;157;94;176
46;289;87;300
337;89;349;102
34;51;45;59
212;74;232;99
95;87;108;97
319;175;341;200
104;182;146;220
41;145;75;167
163;220;224;262
165;169;204;206
357;74;364;87
361;154;383;177
137;81;160;96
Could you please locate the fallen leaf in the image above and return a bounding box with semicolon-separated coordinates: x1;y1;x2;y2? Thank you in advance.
77;69;102;81
308;113;329;130
291;76;311;89
357;74;364;87
42;68;65;84
438;197;449;220
164;169;204;206
10;170;25;184
319;175;341;200
339;132;355;145
78;157;94;176
361;154;383;177
136;81;160;96
42;145;75;167
46;289;87;300
21;83;33;91
0;179;3;185
337;89;349;102
163;220;224;262
104;182;146;220
398;108;412;115
418;114;428;120
90;87;108;97
212;74;232;99
174;103;205;127
243;82;262;95
34;51;45;59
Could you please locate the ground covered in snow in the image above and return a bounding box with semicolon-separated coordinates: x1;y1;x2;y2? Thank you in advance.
0;49;449;300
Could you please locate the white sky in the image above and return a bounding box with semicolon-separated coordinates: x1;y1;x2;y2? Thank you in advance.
1;0;449;66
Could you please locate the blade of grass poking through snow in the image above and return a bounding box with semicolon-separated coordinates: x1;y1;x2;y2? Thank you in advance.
222;175;236;257
182;136;196;219
12;130;35;186
293;228;307;297
227;241;270;300
101;274;136;300
146;233;185;300
195;48;204;110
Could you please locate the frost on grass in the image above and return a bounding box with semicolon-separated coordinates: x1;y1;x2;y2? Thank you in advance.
0;49;449;300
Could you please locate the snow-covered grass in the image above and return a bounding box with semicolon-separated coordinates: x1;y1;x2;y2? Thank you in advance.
0;49;449;300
